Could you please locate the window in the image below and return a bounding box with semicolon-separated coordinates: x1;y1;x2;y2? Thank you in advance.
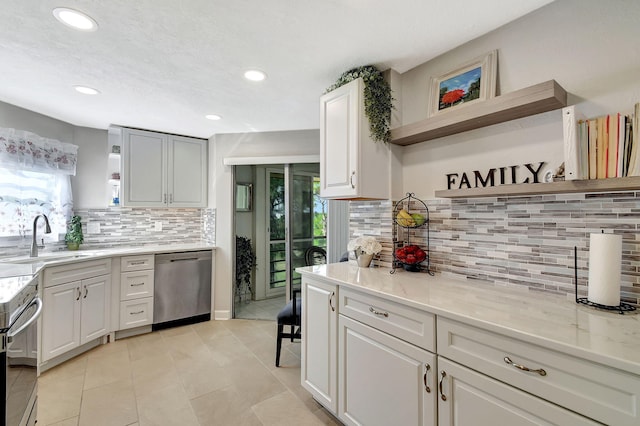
0;168;73;239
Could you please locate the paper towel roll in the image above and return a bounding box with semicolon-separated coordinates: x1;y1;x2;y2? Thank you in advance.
588;233;622;306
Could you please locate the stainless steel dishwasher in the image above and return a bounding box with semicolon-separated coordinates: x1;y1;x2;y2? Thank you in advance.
153;251;212;329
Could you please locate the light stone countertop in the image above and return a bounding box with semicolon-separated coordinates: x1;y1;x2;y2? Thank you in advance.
0;243;216;280
297;263;640;375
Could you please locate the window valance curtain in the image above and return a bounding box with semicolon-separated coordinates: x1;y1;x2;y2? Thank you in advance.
0;127;78;175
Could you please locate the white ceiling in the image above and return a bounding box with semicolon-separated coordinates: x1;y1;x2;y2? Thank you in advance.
0;0;554;139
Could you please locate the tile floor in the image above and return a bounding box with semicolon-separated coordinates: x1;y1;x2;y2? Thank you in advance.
234;297;285;321
37;320;340;426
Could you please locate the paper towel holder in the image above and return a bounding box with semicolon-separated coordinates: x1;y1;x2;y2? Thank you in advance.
574;246;636;314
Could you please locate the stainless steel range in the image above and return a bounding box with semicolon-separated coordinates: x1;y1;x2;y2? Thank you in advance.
0;275;41;426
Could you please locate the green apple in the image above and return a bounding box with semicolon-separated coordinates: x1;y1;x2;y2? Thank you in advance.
411;213;425;226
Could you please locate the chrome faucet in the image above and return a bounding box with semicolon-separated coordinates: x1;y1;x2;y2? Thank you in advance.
30;214;52;257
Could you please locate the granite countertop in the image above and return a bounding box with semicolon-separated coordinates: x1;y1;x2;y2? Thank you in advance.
297;263;640;375
0;243;216;280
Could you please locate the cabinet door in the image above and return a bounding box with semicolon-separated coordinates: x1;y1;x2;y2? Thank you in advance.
320;79;359;198
122;128;167;207
301;277;338;413
42;281;81;361
338;315;436;426
80;275;111;345
437;357;599;426
168;135;207;207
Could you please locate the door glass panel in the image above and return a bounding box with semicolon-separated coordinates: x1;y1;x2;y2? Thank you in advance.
269;172;286;290
290;164;326;290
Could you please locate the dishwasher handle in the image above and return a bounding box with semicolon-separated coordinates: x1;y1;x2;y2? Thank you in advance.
169;258;199;262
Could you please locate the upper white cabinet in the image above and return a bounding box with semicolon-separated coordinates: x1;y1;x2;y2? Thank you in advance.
121;128;207;207
320;78;390;199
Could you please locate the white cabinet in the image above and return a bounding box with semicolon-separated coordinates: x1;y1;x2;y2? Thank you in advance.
42;270;111;362
118;255;154;330
121;128;207;207
437;357;599;426
320;78;390;199
339;314;436;426
437;317;640;426
301;277;338;412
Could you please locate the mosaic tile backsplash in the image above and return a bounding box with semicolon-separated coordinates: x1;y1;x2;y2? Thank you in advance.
350;192;640;306
0;207;215;257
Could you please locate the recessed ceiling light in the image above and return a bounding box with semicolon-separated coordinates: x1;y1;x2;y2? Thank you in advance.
74;85;100;95
53;8;98;32
205;114;222;121
244;70;267;82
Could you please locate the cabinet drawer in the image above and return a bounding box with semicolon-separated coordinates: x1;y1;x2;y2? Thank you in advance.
119;297;153;330
44;258;112;287
120;270;154;300
437;317;640;426
339;288;435;352
120;255;154;272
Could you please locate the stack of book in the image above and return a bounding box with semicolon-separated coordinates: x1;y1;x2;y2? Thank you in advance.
563;103;639;180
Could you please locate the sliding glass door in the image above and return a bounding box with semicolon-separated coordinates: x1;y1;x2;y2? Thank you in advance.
266;164;325;300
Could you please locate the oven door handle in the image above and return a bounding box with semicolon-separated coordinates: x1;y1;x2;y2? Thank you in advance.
8;297;43;340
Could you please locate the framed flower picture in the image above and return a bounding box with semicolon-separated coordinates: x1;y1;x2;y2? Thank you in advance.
428;50;498;117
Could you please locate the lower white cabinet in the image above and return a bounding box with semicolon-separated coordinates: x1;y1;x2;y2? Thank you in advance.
301;277;338;412
339;314;436;426
42;274;110;361
119;297;154;329
437;357;599;426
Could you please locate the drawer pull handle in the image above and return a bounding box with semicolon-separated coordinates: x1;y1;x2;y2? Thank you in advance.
423;364;431;393
503;356;547;376
130;310;145;315
131;282;145;287
369;307;389;317
329;292;335;312
130;261;146;265
439;370;447;401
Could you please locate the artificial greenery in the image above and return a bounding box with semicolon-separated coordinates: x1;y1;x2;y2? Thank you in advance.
64;215;84;245
325;65;394;144
235;236;256;295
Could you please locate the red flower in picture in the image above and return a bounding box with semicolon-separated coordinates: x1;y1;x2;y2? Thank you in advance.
441;89;465;105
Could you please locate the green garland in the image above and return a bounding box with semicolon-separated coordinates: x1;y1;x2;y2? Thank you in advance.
325;65;394;144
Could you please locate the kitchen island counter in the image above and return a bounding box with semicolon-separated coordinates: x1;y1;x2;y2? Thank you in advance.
297;263;640;375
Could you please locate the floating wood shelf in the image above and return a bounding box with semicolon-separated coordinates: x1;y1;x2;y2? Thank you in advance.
390;80;568;146
435;176;640;199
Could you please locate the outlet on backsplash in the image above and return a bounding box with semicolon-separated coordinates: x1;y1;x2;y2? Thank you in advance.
155;221;162;232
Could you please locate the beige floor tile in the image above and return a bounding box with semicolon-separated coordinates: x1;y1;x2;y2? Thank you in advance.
39;353;88;385
252;390;325;426
78;379;138;426
136;383;199;426
38;319;319;426
47;416;79;426
37;374;84;425
225;355;287;406
190;385;263;426
125;330;169;361
83;348;132;390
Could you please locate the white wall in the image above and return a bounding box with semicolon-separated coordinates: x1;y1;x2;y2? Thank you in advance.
210;129;320;319
400;0;640;198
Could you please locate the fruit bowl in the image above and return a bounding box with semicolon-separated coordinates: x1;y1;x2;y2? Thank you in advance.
394;245;427;267
395;209;427;228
